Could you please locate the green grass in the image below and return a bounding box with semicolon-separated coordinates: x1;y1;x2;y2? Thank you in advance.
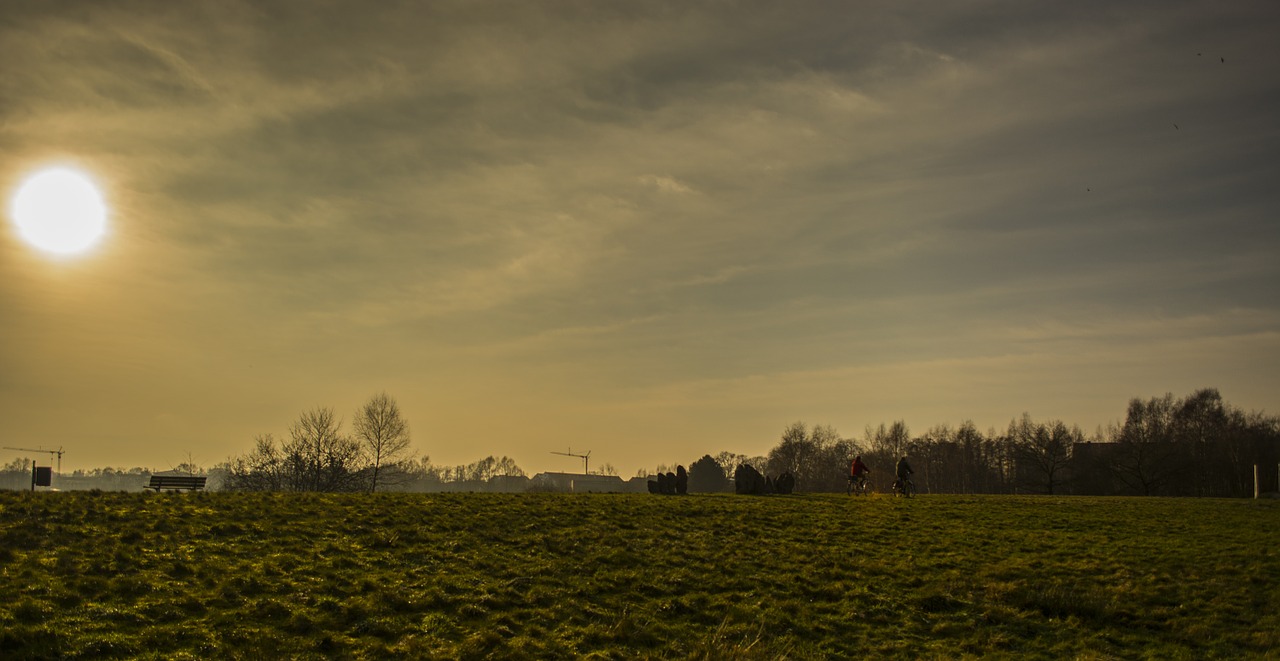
1;492;1277;659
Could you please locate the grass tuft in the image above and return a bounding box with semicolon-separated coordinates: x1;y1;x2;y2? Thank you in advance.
1006;584;1116;622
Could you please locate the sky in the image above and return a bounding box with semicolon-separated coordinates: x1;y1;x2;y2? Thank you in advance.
2;0;1278;476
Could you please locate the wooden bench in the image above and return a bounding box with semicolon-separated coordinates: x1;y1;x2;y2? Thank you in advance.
145;475;207;492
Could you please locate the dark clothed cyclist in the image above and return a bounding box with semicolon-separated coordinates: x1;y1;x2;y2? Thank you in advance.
894;456;914;491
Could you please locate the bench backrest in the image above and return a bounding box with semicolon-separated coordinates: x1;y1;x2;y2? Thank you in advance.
147;475;207;489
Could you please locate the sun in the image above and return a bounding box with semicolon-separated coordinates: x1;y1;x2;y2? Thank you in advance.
10;166;109;256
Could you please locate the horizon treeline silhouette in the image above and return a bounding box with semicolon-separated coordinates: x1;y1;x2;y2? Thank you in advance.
731;387;1278;498
3;387;1276;497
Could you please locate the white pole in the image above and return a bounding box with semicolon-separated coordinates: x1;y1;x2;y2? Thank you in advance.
1255;464;1260;499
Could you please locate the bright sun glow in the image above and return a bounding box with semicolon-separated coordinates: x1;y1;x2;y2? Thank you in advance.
10;167;108;255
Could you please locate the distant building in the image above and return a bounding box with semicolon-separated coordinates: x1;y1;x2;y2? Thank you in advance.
530;472;641;493
625;476;651;493
489;475;532;493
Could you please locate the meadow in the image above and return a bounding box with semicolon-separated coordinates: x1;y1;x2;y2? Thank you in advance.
1;491;1277;660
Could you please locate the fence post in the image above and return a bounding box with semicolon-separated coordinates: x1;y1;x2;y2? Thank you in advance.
1255;464;1260;499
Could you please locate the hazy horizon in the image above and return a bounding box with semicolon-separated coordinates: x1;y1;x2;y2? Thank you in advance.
3;1;1278;476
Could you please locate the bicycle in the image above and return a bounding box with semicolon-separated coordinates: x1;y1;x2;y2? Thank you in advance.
847;475;871;496
891;477;916;498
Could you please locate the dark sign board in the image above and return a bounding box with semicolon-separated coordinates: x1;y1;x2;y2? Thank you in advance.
34;466;52;487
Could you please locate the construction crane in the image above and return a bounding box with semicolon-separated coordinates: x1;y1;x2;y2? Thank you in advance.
551;447;591;474
3;446;64;474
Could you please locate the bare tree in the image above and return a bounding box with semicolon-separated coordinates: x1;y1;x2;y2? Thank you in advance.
224;434;288;491
864;420;911;491
767;421;811;478
283;406;365;492
765;422;855;492
352;392;412;492
1116;396;1180;495
2;457;33;472
866;420;911;459
1009;414;1078;494
459;455;526;482
712;452;758;482
953;421;994;493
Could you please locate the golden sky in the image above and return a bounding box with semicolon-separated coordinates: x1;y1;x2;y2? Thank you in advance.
3;1;1278;475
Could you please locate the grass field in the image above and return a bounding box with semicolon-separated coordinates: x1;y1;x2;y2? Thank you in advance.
1;491;1277;659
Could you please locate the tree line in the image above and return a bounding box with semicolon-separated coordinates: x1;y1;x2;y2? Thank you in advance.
222;392;532;493
9;387;1273;497
668;388;1279;497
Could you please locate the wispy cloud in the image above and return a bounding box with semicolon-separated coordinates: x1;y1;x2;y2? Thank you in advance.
2;0;1277;472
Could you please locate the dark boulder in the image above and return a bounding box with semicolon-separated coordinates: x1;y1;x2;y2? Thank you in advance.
734;464;766;495
775;472;796;495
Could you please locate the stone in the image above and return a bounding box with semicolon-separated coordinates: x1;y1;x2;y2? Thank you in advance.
734;464;766;495
775;472;795;495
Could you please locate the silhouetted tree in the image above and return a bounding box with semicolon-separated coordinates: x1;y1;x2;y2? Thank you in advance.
224;434;286;491
353;392;412;493
767;422;810;478
1177;388;1245;496
2;457;32;472
1110;388;1276;497
868;421;911;459
1116;395;1180;495
687;455;727;492
1009;414;1079;494
953;420;999;493
290;407;363;491
864;420;911;492
765;422;856;492
916;424;954;494
462;455;526;481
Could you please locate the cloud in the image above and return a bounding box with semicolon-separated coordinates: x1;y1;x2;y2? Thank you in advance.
2;0;1278;472
638;175;695;195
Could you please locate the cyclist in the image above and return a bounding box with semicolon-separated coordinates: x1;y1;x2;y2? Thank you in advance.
848;455;870;494
893;455;914;496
